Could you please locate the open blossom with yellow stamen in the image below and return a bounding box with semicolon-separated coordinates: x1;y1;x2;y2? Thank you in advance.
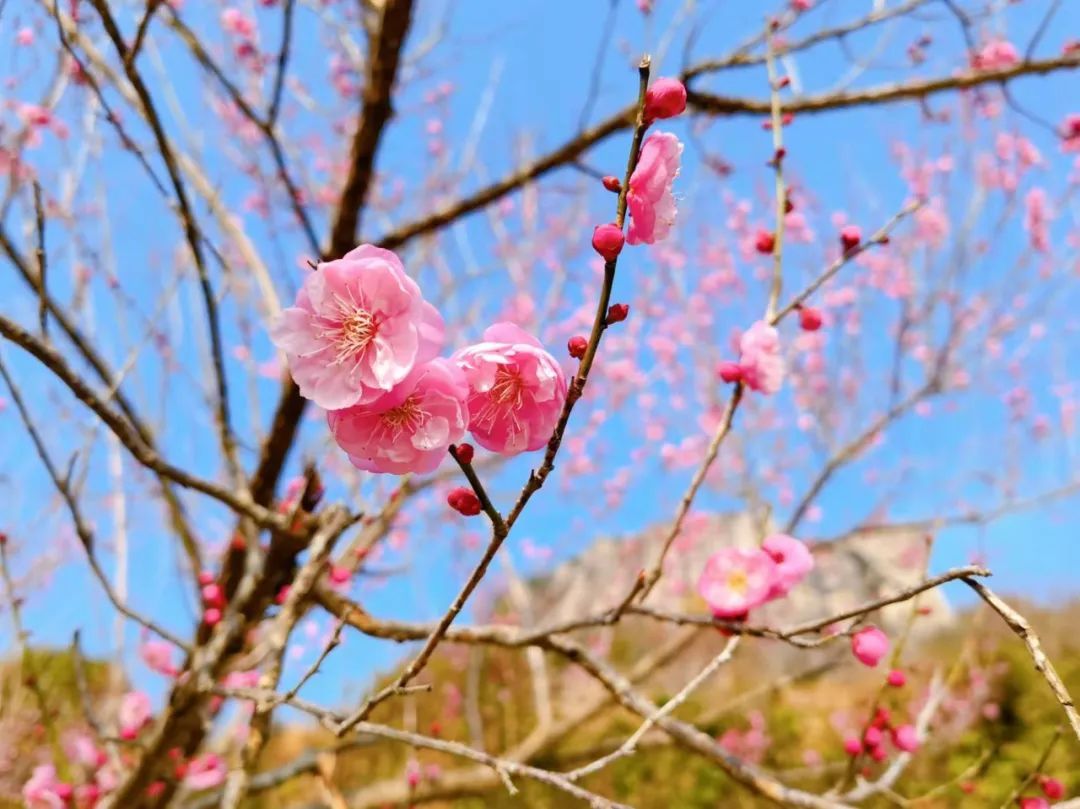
696;547;778;619
453;323;567;454
328;358;469;475
270;244;444;410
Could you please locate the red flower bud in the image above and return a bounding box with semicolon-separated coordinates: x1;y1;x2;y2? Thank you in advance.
454;443;475;464
754;229;776;255
203;607;222;627
644;77;687;121
602;175;622;192
447;487;482;516
798;306;823;331
201;583;224;608
717;362;743;384
1040;776;1065;800
606;303;630;324
840;224;862;253
567;335;588;359
592;223;625;262
886;668;906;687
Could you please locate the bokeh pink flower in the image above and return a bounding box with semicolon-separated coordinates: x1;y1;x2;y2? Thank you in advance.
738;321;784;394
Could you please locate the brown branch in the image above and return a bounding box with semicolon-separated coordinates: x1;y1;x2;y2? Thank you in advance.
964;578;1080;744
686;54;1080;117
267;0;296;126
326;0;415;255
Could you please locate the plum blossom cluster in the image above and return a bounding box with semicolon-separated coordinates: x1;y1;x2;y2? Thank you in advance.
841;707;919;762
271;246;567;474
22;699;227;808
696;533;814;619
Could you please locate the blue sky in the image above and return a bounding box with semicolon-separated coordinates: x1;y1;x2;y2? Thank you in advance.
1;0;1078;708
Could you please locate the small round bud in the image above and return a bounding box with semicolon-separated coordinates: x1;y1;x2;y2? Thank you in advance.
840;224;862;253
567;335;588;359
447;487;482;516
606;303;630;324
843;737;861;756
204;607;222;627
328;565;350;585
592;223;625;262
886;668;906;687
201;584;224;608
197;570;215;586
798;306;823;331
754;229;776;255
454;443;475;464
602;175;621;192
644;77;687;121
1040;776;1065;800
863;726;883;747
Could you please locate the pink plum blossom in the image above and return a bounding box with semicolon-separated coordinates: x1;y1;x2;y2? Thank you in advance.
973;39;1019;71
140;637;178;677
183;753;227;790
762;533;814;598
851;626;890;667
892;723;919;752
22;766;70;808
328;358;469;474
118;690;152;738
270;245;444;410
738;321;784;394
1019;799;1049;809
697;547;778;618
626;131;683;245
453;323;567;454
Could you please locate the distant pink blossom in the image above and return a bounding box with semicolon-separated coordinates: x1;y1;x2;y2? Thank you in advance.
738;321;784;394
328;358;469;474
697;547;777;618
762;533;814;598
183;753;227;790
454;323;567;454
270;245;444;410
626;131;683;245
64;732;105;770
119;690;152;738
1019;799;1049;809
220;7;255;37
972;39;1019;71
1063;114;1080;152
16;27;35;46
851;626;889;667
1024;188;1051;253
22;765;70;809
140;637;178;677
